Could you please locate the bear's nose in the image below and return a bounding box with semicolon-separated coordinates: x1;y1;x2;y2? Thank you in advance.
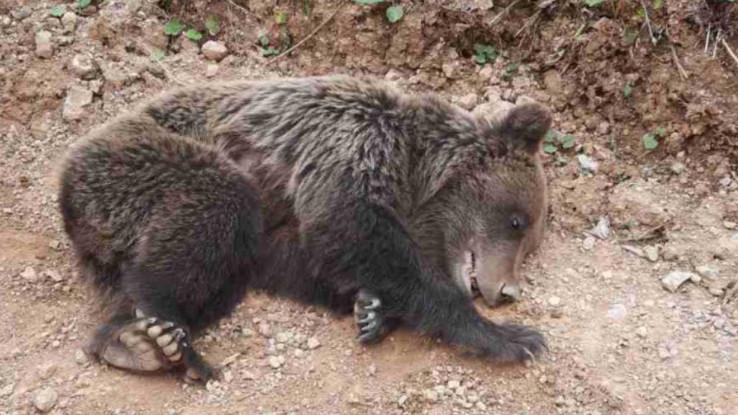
499;284;521;303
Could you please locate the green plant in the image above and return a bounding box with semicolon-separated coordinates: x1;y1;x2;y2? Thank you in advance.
652;0;663;9
473;43;497;65
150;48;166;62
543;130;576;154
185;29;203;42
623;82;633;98
258;34;280;57
386;5;404;23
275;10;288;25
50;5;65;17
502;62;519;80
164;19;185;36
205;16;219;35
583;0;604;7
77;0;92;9
642;127;666;150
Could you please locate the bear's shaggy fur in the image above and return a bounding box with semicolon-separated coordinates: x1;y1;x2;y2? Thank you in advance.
59;76;552;381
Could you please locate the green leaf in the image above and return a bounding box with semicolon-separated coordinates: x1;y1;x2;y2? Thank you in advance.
50;5;65;17
353;0;385;4
386;5;404;23
150;48;166;62
583;0;604;7
77;0;92;9
559;134;576;149
642;133;658;150
654;127;666;137
623;82;633;98
652;0;663;8
473;43;497;65
543;143;558;154
164;19;185;36
205;16;219;35
544;130;557;143
258;34;270;47
185;29;203;41
261;46;280;57
275;10;288;25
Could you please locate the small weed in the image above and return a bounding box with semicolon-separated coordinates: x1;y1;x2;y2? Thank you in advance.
50;5;65;17
77;0;92;9
623;82;633;98
473;43;498;65
543;130;576;154
642;127;667;151
150;48;166;62
184;29;203;42
652;0;663;9
502;62;519;80
386;5;404;23
164;19;185;36
275;10;288;25
205;16;219;35
582;0;604;7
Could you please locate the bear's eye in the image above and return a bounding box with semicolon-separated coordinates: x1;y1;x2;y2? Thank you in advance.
510;215;526;230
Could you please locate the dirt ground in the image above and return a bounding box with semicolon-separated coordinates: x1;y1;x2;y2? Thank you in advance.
1;1;737;414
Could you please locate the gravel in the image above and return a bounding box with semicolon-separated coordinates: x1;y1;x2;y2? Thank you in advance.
32;388;58;413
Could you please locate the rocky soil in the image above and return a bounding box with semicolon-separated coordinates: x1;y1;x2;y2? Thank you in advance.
0;1;736;414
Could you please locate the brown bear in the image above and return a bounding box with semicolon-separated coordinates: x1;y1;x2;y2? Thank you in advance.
58;76;551;382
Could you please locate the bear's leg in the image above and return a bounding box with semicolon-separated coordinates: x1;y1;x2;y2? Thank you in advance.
353;289;400;344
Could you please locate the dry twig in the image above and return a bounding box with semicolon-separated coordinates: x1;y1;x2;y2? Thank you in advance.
265;0;348;67
669;44;689;80
639;0;657;45
721;38;738;69
515;10;541;38
490;0;521;26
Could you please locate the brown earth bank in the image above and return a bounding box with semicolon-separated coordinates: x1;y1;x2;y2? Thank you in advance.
0;1;736;414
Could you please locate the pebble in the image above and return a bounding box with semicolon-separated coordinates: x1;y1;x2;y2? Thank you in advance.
61;12;77;33
201;41;228;61
293;349;305;358
306;336;321;350
724;220;737;230
478;65;494;80
582;236;595;251
70;54;98;79
62;86;94;121
644;246;659;262
548;296;561;306
384;68;403;81
205;63;219;78
670;162;686;175
20;266;39;282
267;355;285;369
75;349;89;365
607;303;627;320
38;363;57;380
456;93;479;110
588;216;610;240
577;154;599;174
257;322;271;337
32;388;58;413
0;383;14;397
44;270;63;282
35;31;54;58
661;271;696;293
695;265;719;280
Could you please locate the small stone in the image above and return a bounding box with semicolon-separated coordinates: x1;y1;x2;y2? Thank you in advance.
267;355;285;369
636;327;647;338
622;245;645;258
724;221;737;230
205;63;219;78
479;65;494;80
48;240;62;250
38;364;57;380
63;86;94;121
44;270;63;282
476;402;487;411
257;322;271;337
201;41;228;61
384;69;403;81
32;388;58;413
457;93;479;110
588;216;610;240
70;54;97;79
20;267;38;282
74;349;89;365
661;271;696;293
695;265;719;280
548;296;561;307
582;236;595;251
0;383;14;397
447;379;460;389
607;303;627;320
306;336;321;350
577;154;599;174
12;7;32;20
670;162;686;175
644;246;659;262
293;349;305;358
61;12;77;33
397;394;408;407
35;31;54;58
708;284;724;297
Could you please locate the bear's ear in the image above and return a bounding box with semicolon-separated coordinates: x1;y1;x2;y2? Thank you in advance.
495;103;552;154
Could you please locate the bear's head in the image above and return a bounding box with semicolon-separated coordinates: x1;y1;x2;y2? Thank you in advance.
413;102;551;307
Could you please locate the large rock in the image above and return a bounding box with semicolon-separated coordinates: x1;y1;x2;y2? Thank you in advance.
62;86;94;121
35;31;54;58
201;41;228;61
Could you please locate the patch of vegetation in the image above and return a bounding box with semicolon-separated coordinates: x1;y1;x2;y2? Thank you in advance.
50;5;65;17
543;130;576;154
205;16;220;35
473;43;498;65
386;6;404;23
164;19;185;36
642;127;667;151
623;82;633;98
185;29;203;42
77;0;92;9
